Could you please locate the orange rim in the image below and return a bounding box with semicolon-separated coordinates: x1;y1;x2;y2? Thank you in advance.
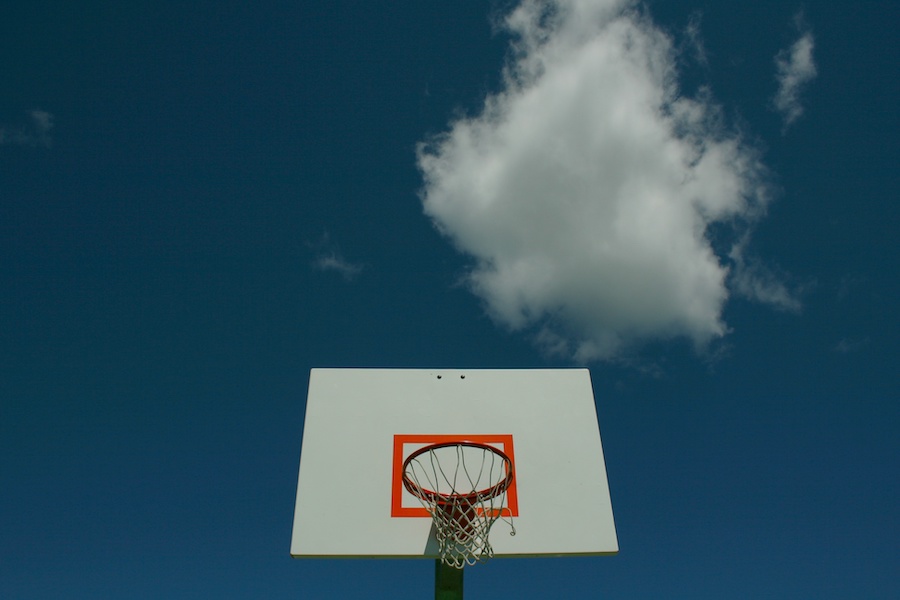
401;441;515;504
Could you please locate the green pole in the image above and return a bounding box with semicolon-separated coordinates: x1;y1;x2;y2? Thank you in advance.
435;560;463;600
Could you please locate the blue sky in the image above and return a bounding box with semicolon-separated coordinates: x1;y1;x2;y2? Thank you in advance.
2;1;897;598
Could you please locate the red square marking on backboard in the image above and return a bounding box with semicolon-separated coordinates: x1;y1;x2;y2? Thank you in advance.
391;434;519;518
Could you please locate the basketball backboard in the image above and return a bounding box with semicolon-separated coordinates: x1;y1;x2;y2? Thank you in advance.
290;368;618;559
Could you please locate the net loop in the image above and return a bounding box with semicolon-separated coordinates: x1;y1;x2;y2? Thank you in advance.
402;441;516;569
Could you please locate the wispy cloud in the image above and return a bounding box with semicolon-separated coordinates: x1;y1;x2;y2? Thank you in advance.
0;109;54;147
417;0;794;363
832;337;869;354
728;235;803;312
682;12;708;68
313;253;364;281
308;233;363;281
773;16;816;130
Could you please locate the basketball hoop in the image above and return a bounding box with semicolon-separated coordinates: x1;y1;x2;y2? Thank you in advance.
402;441;516;568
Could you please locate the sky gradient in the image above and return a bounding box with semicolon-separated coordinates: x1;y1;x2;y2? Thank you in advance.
2;1;898;598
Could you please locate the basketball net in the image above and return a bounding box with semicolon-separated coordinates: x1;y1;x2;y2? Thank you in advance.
402;442;516;569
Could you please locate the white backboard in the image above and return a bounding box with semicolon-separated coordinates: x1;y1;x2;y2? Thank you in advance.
290;368;618;558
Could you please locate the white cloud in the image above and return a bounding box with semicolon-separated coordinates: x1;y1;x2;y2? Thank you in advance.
417;0;795;362
0;109;54;147
773;21;816;129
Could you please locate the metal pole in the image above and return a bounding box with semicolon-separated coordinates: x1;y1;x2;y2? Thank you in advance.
434;560;463;600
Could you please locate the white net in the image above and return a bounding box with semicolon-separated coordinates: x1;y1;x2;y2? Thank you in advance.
403;442;516;569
